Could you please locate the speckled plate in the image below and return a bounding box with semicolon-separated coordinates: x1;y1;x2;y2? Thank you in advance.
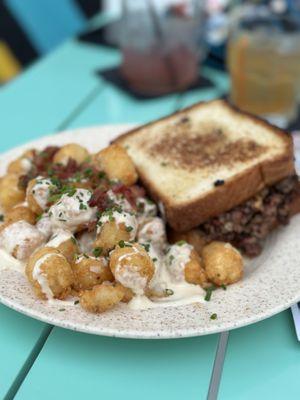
1;125;300;339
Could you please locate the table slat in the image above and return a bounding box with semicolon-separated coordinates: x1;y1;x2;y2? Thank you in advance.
0;41;120;151
219;311;300;400
14;329;218;400
0;305;51;400
67;84;179;127
0;40;115;398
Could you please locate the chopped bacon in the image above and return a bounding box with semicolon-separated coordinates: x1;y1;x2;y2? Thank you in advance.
50;159;79;179
33;146;60;173
88;188;108;211
87;219;97;232
112;183;146;208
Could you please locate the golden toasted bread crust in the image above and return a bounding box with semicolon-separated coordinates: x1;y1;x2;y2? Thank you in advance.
115;100;295;231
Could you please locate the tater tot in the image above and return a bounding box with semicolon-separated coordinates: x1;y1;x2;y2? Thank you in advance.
53;143;89;165
93;144;138;186
26;177;52;214
137;217;167;250
6;205;36;225
0;220;45;260
168;228;208;255
166;242;208;287
7;149;34;175
110;243;154;294
0;174;25;211
26;247;74;300
46;230;78;264
72;255;113;291
184;249;209;288
94;210;137;254
79;282;125;313
202;241;243;286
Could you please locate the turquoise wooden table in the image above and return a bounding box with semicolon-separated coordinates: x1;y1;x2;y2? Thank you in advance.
1;31;300;400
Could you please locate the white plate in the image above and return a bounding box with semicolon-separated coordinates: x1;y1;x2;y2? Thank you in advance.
1;125;300;339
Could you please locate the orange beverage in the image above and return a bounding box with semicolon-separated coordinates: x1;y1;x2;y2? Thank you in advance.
227;5;300;126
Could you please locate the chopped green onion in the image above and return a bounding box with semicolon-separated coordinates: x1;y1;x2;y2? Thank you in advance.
210;313;217;320
93;247;103;257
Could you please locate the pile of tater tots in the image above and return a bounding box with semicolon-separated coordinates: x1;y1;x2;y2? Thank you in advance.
0;143;244;313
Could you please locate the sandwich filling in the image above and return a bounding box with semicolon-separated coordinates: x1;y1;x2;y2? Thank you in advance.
199;175;299;257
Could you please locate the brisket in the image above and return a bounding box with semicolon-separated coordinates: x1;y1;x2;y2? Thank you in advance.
200;175;299;257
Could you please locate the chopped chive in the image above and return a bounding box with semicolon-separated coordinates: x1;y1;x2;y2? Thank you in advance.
204;285;217;301
152;258;158;262
93;247;103;257
98;171;106;179
165;289;174;296
118;240;125;248
176;240;186;246
0;214;4;222
83;253;89;259
126;226;133;232
221;284;227;290
79;203;87;210
70;237;77;245
210;313;217;320
59;308;65;312
74;300;79;305
142;243;150;252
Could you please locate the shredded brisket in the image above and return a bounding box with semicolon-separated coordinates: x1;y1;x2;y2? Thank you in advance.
200;175;299;257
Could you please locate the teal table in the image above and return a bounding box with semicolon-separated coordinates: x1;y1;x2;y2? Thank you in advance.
1;30;300;400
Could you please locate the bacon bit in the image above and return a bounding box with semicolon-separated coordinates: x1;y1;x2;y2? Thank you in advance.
33;146;60;171
88;188;108;211
50;159;79;179
111;183;145;208
86;219;97;232
130;185;146;199
18;174;31;190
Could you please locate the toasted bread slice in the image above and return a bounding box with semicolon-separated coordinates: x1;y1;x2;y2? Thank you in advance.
115;100;295;231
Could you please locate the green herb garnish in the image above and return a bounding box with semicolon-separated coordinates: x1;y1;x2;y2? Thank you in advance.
74;300;79;305
176;240;186;246
93;247;103;257
118;240;125;248
210;313;217;320
165;289;174;296
204;285;217;301
79;203;87;210
126;226;133;232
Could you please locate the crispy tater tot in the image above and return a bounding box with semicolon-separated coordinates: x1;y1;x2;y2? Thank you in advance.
26;177;52;214
166;242;208;288
7;149;34;175
110;243;154;294
0;174;25;211
137;217;167;251
0;220;45;260
79;282;125;313
26;247;74;300
202;241;243;286
46;230;78;264
6;205;36;225
72;255;113;291
168;228;208;255
53;143;89;165
119;284;134;303
93;144;138;186
184;249;209;288
94;210;137;254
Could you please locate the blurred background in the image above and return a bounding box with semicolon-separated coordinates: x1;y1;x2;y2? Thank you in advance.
1;0;300;129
